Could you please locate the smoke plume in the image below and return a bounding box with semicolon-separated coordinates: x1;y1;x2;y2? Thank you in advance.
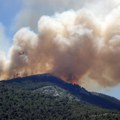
1;8;120;87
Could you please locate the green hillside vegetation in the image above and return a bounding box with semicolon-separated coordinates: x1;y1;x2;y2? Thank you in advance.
0;80;120;120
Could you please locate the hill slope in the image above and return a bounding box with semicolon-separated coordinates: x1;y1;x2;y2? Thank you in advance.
0;74;120;120
2;73;120;110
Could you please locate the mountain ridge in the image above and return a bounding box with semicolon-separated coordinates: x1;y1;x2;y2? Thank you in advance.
1;73;120;120
1;73;120;111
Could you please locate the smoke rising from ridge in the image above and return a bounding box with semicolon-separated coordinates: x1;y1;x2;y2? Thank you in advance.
1;7;120;87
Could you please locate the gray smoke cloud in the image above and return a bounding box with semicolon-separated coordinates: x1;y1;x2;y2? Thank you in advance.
14;0;120;31
1;6;120;87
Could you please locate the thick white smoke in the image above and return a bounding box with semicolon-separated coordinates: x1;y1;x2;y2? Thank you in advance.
1;7;120;87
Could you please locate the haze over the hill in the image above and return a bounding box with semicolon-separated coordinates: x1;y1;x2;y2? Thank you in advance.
0;0;120;99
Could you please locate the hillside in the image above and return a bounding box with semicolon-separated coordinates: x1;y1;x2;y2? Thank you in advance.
0;74;120;120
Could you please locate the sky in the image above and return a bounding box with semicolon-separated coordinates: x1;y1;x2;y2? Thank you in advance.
0;0;120;99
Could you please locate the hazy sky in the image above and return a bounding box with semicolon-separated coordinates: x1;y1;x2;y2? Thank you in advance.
0;0;120;99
